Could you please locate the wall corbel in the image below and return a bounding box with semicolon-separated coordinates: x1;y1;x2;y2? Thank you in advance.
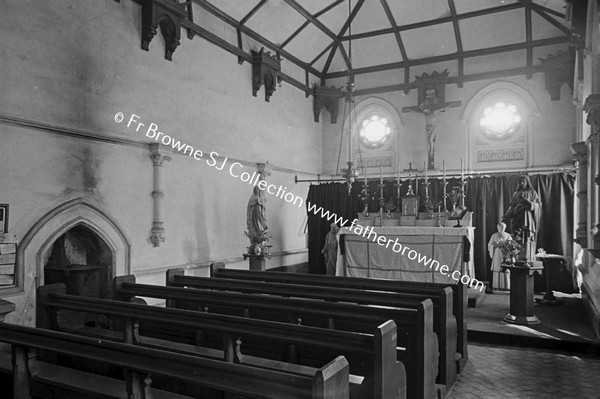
313;85;342;123
251;48;282;102
138;0;187;61
539;50;574;101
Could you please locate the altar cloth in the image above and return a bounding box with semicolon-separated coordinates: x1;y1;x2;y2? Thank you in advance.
336;226;474;284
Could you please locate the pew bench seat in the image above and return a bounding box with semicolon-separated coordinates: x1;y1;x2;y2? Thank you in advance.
0;351;193;399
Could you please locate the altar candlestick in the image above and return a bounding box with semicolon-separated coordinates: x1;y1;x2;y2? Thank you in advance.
442;159;447;212
443;159;446;183
379;164;384;226
379;164;384;202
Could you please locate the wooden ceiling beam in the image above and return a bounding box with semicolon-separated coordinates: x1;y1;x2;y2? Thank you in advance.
283;0;351;70
352;65;545;97
240;0;269;25
380;0;410;91
525;1;533;78
281;0;344;49
534;4;566;19
310;42;335;66
342;2;524;41
322;0;366;80
531;3;572;36
325;36;570;79
192;0;322;79
181;19;311;95
448;0;464;87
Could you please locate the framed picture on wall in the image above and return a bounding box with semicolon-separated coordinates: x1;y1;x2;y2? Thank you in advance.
0;204;8;233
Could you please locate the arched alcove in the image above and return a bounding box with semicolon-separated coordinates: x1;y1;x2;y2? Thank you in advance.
15;198;131;322
463;81;539;170
44;224;113;299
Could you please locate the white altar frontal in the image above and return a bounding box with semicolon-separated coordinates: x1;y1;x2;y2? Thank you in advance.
336;225;475;284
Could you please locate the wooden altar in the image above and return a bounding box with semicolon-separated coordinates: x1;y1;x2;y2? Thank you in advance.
336;226;474;283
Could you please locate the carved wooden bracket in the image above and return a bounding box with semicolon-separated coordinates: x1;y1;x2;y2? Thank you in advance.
149;144;171;247
138;0;186;61
251;48;282;102
413;70;451;107
538;50;574;101
313;85;342;123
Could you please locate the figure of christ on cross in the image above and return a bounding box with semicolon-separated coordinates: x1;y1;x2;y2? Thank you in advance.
402;98;461;170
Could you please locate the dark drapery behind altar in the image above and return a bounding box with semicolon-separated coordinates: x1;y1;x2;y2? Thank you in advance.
306;173;575;283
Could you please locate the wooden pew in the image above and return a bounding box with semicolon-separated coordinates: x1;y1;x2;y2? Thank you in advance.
0;321;350;399
211;264;467;374
115;277;436;399
38;284;404;399
167;268;454;392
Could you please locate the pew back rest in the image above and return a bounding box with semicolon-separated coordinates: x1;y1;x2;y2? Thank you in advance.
38;285;405;399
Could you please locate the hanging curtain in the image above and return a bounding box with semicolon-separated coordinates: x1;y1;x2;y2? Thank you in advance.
306;173;575;285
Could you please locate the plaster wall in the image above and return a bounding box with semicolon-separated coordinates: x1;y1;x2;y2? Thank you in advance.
0;0;318;324
322;73;576;175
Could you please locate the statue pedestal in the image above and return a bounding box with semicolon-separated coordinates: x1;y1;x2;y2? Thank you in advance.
501;262;543;325
243;254;266;271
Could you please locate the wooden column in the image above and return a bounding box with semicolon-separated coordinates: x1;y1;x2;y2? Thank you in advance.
572;141;588;248
149;144;171;247
584;95;600;258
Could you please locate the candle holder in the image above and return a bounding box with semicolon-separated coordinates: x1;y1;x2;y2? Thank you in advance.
459;180;467;207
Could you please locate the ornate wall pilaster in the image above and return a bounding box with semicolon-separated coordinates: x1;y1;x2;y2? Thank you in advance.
149;144;171;246
584;94;600;258
572;141;588;248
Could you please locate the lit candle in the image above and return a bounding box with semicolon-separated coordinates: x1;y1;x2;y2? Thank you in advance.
424;161;428;181
460;158;464;181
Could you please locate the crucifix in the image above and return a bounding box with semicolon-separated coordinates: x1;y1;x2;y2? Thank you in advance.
401;70;462;170
403;162;419;196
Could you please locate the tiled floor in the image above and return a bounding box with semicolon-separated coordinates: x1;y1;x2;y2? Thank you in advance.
448;344;600;399
450;289;600;398
467;290;599;342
